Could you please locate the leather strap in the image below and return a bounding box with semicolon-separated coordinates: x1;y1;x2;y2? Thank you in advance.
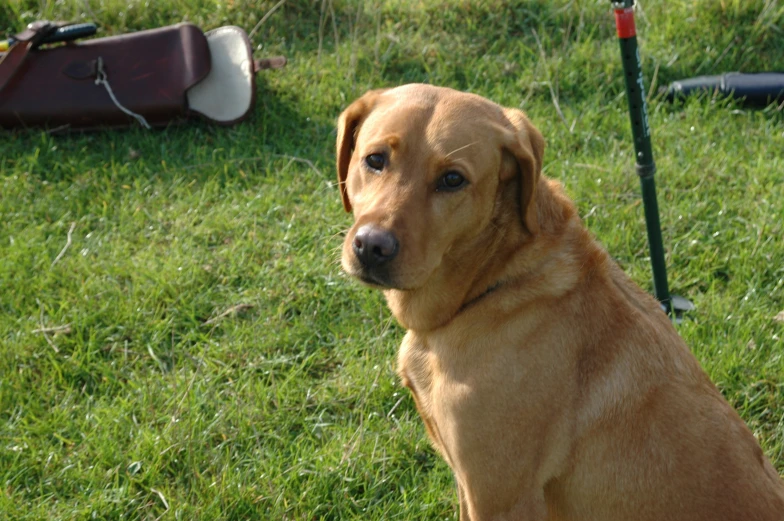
0;39;38;92
12;21;58;43
0;21;67;94
254;55;287;71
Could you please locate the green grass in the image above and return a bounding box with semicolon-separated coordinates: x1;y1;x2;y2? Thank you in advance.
1;0;783;519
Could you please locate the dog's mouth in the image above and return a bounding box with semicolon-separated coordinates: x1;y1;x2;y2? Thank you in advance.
343;244;436;292
350;264;433;292
354;267;396;289
342;256;406;290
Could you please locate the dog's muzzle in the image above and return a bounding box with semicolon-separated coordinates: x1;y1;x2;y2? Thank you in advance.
351;224;399;285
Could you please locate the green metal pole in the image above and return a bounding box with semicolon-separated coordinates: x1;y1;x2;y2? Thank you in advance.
612;0;672;314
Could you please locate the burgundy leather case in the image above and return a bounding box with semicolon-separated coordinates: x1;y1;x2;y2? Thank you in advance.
0;23;211;130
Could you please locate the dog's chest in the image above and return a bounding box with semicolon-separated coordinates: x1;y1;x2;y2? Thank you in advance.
397;330;458;459
397;331;437;417
396;330;485;456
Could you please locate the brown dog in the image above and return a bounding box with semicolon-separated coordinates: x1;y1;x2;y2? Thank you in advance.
336;84;784;520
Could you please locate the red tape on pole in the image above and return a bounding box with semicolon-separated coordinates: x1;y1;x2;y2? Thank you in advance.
614;7;636;38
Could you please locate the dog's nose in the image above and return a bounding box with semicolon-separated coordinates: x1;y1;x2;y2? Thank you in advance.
352;224;399;267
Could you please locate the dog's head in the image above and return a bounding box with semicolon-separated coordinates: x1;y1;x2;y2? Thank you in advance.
337;84;544;292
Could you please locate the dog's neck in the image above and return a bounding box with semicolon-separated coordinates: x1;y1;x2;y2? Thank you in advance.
458;281;503;313
384;178;585;332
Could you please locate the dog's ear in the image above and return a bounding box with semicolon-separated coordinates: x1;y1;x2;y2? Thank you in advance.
336;89;388;213
500;108;545;235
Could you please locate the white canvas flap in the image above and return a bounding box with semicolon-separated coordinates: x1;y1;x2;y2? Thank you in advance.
186;26;253;123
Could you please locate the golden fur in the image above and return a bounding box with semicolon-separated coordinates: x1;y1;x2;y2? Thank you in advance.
336;84;784;520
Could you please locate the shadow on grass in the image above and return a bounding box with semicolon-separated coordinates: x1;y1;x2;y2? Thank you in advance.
1;75;335;188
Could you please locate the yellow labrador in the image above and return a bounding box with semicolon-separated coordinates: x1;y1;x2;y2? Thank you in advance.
336;84;784;520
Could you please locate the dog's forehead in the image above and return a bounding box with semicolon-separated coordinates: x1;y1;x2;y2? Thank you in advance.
360;87;506;154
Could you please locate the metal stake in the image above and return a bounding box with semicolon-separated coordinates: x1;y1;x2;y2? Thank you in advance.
611;0;673;315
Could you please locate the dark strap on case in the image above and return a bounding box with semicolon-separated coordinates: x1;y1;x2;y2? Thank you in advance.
254;56;287;71
0;21;70;94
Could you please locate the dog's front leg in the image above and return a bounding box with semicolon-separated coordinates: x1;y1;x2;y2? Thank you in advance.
457;482;472;521
457;482;550;521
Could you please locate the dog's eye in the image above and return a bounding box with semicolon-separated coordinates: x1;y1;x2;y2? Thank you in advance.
365;153;386;171
437;171;467;192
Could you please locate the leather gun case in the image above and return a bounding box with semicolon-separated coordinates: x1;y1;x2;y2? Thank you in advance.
0;22;285;130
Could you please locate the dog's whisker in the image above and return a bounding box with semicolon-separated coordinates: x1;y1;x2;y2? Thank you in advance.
444;141;478;159
327;227;351;242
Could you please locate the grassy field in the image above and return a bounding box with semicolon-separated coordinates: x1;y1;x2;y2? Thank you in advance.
1;0;783;519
